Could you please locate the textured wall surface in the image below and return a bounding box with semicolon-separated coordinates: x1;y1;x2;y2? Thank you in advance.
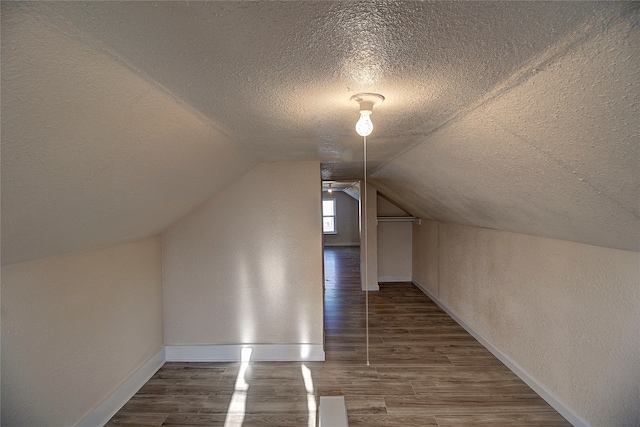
412;221;440;296
2;2;637;423
413;220;640;426
322;191;360;246
163;162;323;346
1;238;163;426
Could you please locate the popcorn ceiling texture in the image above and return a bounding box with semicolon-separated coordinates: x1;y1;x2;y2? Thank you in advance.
1;4;259;264
3;2;637;264
1;3;638;426
371;6;640;251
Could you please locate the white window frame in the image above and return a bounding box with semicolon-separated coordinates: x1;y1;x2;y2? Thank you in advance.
323;198;337;234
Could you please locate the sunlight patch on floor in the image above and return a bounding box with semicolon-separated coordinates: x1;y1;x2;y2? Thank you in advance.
224;347;252;427
301;364;317;427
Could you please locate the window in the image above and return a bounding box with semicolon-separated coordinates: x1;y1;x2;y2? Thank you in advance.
323;199;336;234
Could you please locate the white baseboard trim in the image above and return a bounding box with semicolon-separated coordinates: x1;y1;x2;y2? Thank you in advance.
411;279;590;427
378;276;412;283
165;344;325;362
76;347;165;427
323;243;360;247
74;343;325;426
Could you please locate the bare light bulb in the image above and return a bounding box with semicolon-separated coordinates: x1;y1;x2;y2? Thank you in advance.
355;110;373;137
328;183;333;194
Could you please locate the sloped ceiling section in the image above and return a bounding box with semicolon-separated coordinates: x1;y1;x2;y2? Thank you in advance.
1;4;259;265
371;7;640;252
1;1;638;263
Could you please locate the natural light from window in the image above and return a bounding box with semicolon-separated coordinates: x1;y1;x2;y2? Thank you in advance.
323;199;336;234
224;347;252;427
301;364;317;427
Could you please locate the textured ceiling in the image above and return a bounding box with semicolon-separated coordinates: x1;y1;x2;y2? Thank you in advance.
1;3;259;264
24;1;609;177
371;3;640;251
2;1;639;264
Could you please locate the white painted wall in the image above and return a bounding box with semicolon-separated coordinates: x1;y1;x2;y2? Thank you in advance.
377;196;412;282
323;191;360;247
377;195;408;217
412;220;439;297
412;220;640;426
1;237;163;426
378;222;412;282
163;161;324;347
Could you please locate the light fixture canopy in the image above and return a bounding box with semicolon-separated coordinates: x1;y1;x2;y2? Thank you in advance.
350;93;385;137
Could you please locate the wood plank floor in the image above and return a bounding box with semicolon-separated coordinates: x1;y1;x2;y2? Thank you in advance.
107;246;570;426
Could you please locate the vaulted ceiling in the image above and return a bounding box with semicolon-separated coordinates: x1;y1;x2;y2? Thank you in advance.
2;1;638;264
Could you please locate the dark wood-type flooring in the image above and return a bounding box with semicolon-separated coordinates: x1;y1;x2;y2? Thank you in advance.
107;246;570;426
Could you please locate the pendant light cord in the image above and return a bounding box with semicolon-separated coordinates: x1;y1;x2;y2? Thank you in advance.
351;93;383;368
363;135;370;367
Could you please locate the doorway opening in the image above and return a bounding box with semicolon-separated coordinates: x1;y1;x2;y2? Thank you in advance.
321;180;363;360
321;181;361;252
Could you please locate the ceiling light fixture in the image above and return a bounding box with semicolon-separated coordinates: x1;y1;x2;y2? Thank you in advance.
328;183;333;194
351;92;384;368
350;93;385;136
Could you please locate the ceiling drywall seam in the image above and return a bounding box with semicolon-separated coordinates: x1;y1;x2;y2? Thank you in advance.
489;117;640;222
368;4;636;177
29;2;240;148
